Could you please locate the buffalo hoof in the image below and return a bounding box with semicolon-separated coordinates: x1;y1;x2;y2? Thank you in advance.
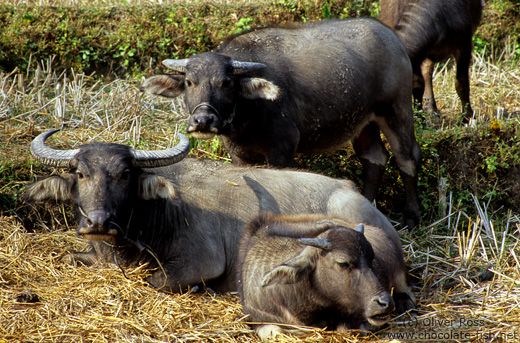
61;252;99;267
256;324;284;341
401;215;420;231
15;289;40;303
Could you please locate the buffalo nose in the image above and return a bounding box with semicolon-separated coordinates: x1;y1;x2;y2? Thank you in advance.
192;114;214;128
85;210;110;229
374;294;395;312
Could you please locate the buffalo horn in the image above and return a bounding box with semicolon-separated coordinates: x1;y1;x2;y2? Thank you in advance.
30;129;79;168
355;223;365;234
131;133;190;168
230;60;267;75
162;59;188;73
299;238;332;250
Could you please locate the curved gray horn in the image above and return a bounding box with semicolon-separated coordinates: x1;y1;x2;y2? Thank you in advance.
299;238;332;250
355;223;365;234
162;59;189;73
230;60;267;75
131;133;190;168
30;129;79;168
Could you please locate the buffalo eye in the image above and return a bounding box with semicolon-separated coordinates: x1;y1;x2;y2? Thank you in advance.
76;171;85;180
337;262;352;270
120;169;130;181
221;79;233;88
185;79;194;88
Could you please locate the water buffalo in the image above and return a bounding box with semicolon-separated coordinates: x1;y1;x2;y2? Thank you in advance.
238;212;415;340
141;17;421;230
24;129;400;293
380;0;483;120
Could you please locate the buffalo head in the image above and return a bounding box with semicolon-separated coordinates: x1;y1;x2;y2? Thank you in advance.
24;130;190;243
262;223;395;327
140;52;280;139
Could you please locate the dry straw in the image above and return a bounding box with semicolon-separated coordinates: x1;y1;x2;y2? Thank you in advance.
1;41;520;342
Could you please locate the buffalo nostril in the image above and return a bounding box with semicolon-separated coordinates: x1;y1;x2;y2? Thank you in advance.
375;294;394;311
85;211;110;229
193;114;213;127
378;298;388;307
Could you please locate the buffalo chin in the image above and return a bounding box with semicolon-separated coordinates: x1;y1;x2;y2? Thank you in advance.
367;313;391;326
82;233;118;243
189;131;217;140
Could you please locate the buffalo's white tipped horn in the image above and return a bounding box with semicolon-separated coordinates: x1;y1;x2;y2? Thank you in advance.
162;59;189;73
131;133;190;168
30;129;80;168
30;129;190;170
355;223;365;234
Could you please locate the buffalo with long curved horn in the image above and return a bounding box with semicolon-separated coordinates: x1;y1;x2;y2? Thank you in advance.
24;129;405;294
30;129;190;169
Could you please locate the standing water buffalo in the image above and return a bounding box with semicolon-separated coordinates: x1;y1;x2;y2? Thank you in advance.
238;213;415;340
141;17;421;229
380;0;483;120
24;129;400;293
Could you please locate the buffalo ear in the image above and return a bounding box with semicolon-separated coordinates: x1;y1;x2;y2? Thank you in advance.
140;75;185;98
23;174;75;203
261;247;316;287
239;77;280;101
139;174;179;200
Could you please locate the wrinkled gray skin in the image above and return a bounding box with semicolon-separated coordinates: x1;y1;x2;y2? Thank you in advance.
24;132;399;293
238;213;415;340
380;0;483;120
141;18;421;230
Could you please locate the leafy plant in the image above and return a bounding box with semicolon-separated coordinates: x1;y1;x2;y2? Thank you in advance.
235;17;254;33
321;2;331;20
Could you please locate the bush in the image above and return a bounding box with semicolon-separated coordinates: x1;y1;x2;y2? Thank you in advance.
2;0;518;78
0;1;374;78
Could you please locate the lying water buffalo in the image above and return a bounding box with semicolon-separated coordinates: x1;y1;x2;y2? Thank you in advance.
24;129;399;293
380;0;483;120
141;17;421;229
238;212;415;340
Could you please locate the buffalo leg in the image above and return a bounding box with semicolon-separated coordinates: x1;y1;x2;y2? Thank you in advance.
147;237;227;293
412;63;425;111
62;241;115;266
376;107;421;230
264;123;300;167
353;122;389;202
265;142;298;168
455;45;474;122
421;59;438;115
62;251;99;266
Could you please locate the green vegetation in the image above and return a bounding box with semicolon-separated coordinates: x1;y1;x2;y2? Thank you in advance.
1;0;519;78
0;1;355;78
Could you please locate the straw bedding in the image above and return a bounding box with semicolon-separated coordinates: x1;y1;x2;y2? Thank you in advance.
1;210;519;342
